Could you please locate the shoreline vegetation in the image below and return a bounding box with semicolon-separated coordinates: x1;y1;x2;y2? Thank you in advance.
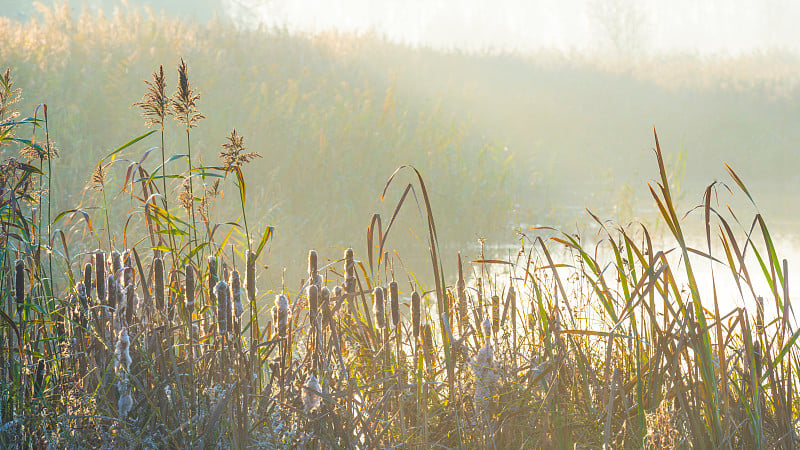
1;4;799;448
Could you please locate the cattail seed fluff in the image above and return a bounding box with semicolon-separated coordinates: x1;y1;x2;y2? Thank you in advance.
230;269;243;318
374;287;385;329
308;284;318;323
107;275;117;308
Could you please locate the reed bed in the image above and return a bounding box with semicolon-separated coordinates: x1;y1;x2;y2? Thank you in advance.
1;32;800;450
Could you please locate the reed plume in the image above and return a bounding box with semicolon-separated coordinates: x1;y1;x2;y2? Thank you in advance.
220;128;261;171
0;68;21;126
134;65;169;128
172;58;204;129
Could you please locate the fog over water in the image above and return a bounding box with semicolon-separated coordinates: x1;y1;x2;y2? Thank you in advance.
227;0;800;56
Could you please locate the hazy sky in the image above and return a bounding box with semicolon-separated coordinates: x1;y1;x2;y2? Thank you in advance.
226;0;800;55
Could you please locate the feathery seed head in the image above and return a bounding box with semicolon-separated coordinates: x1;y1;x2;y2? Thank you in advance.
173;58;205;129
220;128;261;171
134;65;169;128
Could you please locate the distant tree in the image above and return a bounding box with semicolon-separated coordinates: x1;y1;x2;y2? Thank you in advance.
588;0;649;57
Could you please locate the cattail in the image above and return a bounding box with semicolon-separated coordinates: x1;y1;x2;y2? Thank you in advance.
148;259;162;314
457;253;467;328
421;323;436;370
208;256;218;311
275;294;289;338
95;252;106;304
125;280;136;327
106;274;117;308
33;359;45;397
344;248;356;293
320;287;331;329
303;374;322;413
390;281;400;328
115;328;132;371
374;287;385;329
118;389;133;422
482;318;492;342
470;338;498;404
215;281;230;335
308;284;319;325
123;266;134;290
411;291;421;338
506;285;516;324
83;262;93;301
492;295;500;335
14;259;23;314
185;264;195;317
230;269;243;333
76;281;88;310
111;250;122;278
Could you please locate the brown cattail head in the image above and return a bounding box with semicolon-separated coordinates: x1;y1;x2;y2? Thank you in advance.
125;281;136;327
123;266;134;292
344;248;356;293
422;323;436;370
275;294;289;338
14;259;24;309
374;287;385;329
76;282;88;310
106;274;117;308
492;295;500;335
208;256;218;307
83;262;93;301
95;251;106;303
153;258;164;311
185;264;195;317
111;251;122;278
308;284;319;325
320;287;331;328
507;284;516;324
308;250;318;279
215;280;230;334
230;269;243;318
411;290;421;338
390;281;400;327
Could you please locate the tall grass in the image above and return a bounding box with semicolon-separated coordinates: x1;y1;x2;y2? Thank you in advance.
1;55;798;447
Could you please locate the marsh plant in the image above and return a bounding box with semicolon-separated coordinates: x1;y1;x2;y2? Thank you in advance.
0;33;798;449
